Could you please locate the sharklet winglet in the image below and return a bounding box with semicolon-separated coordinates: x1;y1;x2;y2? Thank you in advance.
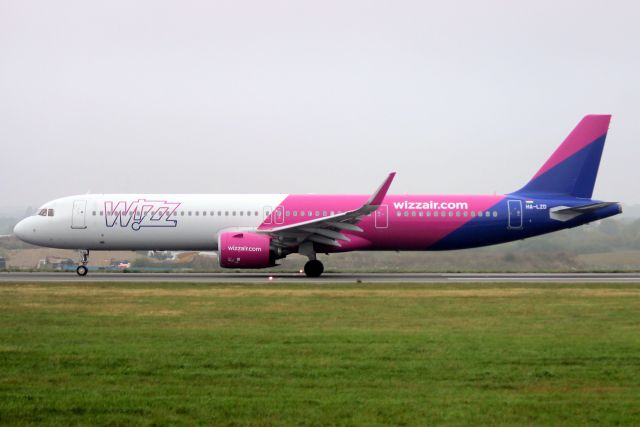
366;172;396;207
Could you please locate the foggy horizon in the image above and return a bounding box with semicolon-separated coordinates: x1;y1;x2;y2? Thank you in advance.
2;1;639;212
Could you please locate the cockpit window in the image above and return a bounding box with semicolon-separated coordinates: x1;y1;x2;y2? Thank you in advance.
37;208;55;217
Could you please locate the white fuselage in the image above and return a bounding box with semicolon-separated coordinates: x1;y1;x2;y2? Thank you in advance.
14;194;287;251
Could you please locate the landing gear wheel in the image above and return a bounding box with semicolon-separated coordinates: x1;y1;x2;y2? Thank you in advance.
76;265;88;276
304;260;324;278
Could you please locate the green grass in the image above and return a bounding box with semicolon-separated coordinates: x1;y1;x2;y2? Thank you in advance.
1;282;640;426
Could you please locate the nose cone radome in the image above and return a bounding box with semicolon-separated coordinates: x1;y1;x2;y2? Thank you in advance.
13;218;33;244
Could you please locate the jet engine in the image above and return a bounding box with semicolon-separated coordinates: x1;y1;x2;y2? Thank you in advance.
217;231;275;268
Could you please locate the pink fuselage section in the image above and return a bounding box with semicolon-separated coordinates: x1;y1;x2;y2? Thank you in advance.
258;194;505;251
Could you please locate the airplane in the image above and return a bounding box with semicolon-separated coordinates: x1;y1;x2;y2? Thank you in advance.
13;115;621;277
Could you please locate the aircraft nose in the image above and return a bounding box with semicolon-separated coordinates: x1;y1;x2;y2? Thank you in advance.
13;218;32;243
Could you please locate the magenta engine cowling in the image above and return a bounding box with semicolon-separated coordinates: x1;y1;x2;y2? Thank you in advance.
218;231;274;268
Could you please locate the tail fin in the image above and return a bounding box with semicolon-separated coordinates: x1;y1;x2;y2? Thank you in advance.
514;114;611;198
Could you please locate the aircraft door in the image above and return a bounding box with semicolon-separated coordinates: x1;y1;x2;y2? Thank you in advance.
263;206;272;225
375;205;388;229
274;206;284;225
71;200;87;229
507;200;523;230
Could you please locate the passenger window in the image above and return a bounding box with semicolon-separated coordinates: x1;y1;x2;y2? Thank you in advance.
397;211;402;217
419;211;423;217
225;211;229;216
315;211;320;217
404;211;409;217
247;211;251;216
322;211;327;216
285;211;290;217
188;211;192;216
463;211;468;217
493;211;498;217
434;211;438;217
218;211;222;216
293;211;298;217
195;211;199;216
239;211;243;216
308;211;312;217
471;211;476;217
426;211;431;217
232;211;236;216
411;211;416;217
180;211;184;216
456;211;460;217
301;211;305;217
100;211;104;216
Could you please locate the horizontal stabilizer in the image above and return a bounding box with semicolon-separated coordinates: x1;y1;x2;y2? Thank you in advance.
553;202;617;214
550;202;617;222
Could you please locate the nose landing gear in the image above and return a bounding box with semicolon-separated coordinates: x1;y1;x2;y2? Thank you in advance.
76;250;89;276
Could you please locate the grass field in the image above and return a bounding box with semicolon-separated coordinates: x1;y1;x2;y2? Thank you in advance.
1;282;640;426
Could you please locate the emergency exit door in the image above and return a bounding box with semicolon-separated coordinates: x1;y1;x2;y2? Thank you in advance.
375;205;388;228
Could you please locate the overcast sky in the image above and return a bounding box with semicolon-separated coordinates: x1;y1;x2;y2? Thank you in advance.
1;0;638;212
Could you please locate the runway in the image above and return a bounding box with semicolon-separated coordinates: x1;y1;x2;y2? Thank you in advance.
1;272;640;283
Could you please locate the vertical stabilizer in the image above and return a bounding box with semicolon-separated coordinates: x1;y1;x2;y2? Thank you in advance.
514;115;611;198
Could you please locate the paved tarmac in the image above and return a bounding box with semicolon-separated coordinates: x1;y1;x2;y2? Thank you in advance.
1;272;640;283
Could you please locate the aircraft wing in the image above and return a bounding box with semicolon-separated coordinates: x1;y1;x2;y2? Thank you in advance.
260;172;395;248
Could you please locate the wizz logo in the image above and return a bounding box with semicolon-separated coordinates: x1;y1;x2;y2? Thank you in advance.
105;199;181;231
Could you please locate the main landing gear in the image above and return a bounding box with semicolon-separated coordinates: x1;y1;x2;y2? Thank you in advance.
299;242;324;278
304;259;324;278
76;250;89;276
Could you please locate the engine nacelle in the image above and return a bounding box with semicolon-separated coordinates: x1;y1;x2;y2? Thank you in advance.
218;231;275;269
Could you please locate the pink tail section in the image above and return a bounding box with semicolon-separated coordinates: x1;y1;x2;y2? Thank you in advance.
532;115;610;180
515;114;611;198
